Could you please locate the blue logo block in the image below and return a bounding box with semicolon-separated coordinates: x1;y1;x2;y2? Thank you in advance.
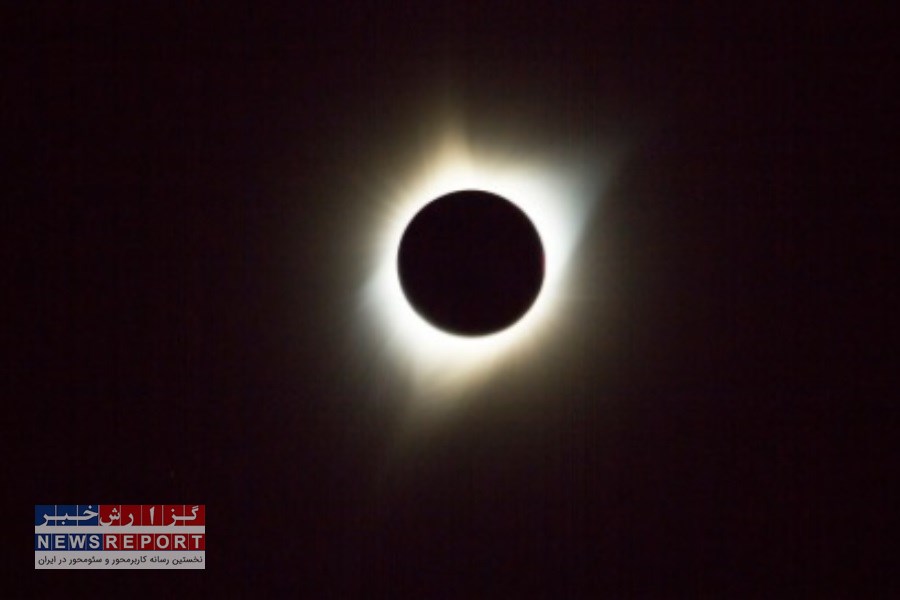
55;505;77;526
35;505;56;527
76;505;99;526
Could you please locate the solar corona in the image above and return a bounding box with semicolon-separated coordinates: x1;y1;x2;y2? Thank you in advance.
360;127;604;399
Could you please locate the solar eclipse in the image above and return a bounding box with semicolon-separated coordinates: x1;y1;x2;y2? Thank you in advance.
358;127;608;400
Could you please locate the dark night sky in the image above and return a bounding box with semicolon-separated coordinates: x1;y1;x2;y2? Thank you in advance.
7;2;894;597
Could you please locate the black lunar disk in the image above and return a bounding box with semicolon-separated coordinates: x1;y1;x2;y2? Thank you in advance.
397;190;544;336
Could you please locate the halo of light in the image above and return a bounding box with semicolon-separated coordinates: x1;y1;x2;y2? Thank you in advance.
360;125;606;401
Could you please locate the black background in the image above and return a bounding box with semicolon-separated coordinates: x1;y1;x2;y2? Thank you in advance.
7;2;893;597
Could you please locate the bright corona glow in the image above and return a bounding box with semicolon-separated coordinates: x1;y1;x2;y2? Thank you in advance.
360;125;605;401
